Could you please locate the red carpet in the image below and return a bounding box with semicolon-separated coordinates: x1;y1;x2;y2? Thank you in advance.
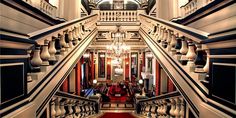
108;85;128;102
99;112;135;118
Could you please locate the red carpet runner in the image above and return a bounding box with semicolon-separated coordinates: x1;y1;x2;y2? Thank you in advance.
99;112;135;118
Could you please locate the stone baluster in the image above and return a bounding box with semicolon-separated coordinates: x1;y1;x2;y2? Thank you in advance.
161;29;168;48
174;36;182;60
49;37;57;65
179;97;185;118
72;28;78;45
157;27;163;43
153;24;159;39
31;45;42;73
163;100;168;117
186;40;197;72
71;100;77;117
54;35;62;60
60;99;66;117
155;25;160;41
64;31;70;52
75;102;80;117
122;12;125;21
170;33;177;55
68;30;74;49
166;30;173;51
68;100;73;117
59;32;67;55
107;11;110;21
173;97;180;117
169;98;176;118
203;49;210;74
76;26;82;41
40;39;51;72
55;97;62;117
80;23;85;35
156;100;161;116
179;37;188;65
194;44;206;70
51;98;56;118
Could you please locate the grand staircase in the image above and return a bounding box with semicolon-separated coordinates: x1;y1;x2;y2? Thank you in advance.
1;2;236;117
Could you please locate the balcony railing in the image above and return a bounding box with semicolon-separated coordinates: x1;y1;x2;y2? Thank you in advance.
180;0;214;17
22;0;58;18
99;10;138;22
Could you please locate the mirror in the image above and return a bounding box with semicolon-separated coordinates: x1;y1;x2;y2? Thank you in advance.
131;52;138;79
98;52;105;78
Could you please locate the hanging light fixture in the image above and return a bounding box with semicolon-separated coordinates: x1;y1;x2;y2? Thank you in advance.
106;25;130;59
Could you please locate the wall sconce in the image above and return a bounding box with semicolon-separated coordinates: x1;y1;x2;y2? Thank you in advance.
107;61;111;65
93;79;97;84
83;53;90;58
126;61;129;65
138;79;143;84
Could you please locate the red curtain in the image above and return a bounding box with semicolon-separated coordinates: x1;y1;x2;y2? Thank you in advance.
155;60;161;96
75;58;82;95
61;77;69;92
125;55;129;81
107;57;111;80
168;77;175;92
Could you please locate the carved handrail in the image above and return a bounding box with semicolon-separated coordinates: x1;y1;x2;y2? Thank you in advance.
138;91;180;103
28;14;98;44
55;91;97;103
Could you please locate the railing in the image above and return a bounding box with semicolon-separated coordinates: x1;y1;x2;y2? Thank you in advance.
139;13;236;117
1;14;98;117
50;91;99;118
139;13;209;117
22;0;58;18
39;0;57;17
180;0;214;17
136;91;184;118
99;10;138;22
140;14;209;91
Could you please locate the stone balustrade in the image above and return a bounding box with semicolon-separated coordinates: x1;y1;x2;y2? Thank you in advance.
139;14;210;93
99;10;138;22
180;0;214;17
27;15;98;93
137;92;184;118
22;0;58;18
50;92;98;118
40;0;57;17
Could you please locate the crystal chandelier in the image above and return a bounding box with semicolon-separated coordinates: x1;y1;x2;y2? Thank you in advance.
106;25;130;59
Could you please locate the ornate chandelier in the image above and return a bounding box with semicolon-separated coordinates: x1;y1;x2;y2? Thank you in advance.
106;25;130;59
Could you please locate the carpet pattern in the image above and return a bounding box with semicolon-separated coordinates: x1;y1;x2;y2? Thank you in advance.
99;112;136;118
